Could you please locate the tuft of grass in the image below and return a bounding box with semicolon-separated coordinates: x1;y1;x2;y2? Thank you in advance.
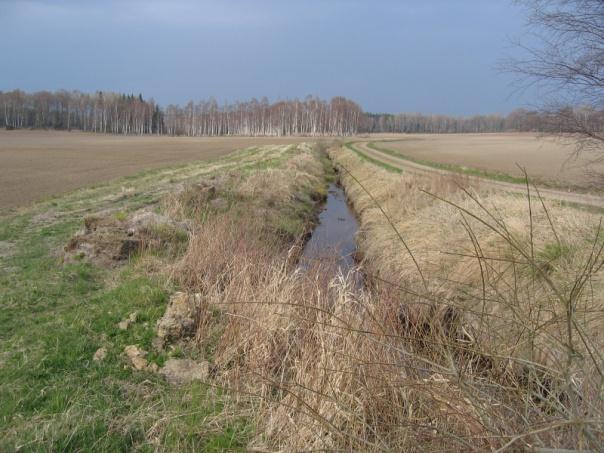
114;210;128;221
537;241;571;274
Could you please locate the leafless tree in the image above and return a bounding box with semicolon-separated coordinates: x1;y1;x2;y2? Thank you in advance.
363;112;509;134
0;90;362;137
508;0;604;158
162;95;362;137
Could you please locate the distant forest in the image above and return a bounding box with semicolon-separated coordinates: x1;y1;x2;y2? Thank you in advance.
0;89;592;136
363;111;553;134
0;90;362;136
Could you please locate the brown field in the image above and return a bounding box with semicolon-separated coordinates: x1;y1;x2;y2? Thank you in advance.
371;133;604;190
0;130;311;209
3;131;601;210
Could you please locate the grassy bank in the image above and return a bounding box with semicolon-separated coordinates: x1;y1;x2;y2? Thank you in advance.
155;143;603;450
0;143;330;451
323;144;604;450
4;138;603;451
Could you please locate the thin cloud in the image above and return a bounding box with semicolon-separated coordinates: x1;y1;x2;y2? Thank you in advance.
1;0;271;28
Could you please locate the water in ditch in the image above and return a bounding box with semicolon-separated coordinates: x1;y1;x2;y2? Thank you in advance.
299;183;363;287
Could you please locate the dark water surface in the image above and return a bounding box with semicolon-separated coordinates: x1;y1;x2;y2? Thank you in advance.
300;183;362;284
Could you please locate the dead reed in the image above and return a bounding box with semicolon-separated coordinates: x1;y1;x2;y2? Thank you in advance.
171;144;604;450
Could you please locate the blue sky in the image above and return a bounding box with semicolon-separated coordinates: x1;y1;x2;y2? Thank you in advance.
0;0;537;114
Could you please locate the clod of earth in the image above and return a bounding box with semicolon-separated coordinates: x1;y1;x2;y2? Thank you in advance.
156;292;203;344
118;312;138;330
63;208;188;267
159;358;209;385
124;345;148;371
193;183;216;199
93;347;107;362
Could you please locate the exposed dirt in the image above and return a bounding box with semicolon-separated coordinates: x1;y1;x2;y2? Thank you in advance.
124;345;150;371
369;133;604;190
159;359;209;385
63;209;189;267
0;130;311;209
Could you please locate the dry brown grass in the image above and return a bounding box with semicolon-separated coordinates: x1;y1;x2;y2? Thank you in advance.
331;146;604;449
175;212;603;450
335;147;604;366
143;141;604;450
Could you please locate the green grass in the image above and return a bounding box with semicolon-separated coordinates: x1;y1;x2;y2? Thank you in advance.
2;214;155;449
0;204;249;452
365;141;527;184
0;145;312;451
146;223;190;256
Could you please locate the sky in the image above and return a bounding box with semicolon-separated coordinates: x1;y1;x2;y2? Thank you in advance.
0;0;538;115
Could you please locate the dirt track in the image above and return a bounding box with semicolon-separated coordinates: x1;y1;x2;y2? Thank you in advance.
353;140;604;209
0;130;310;209
367;134;604;190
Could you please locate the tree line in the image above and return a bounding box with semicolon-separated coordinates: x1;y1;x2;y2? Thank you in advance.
0;90;362;136
163;96;362;136
0;89;162;135
360;108;594;134
2;88;601;137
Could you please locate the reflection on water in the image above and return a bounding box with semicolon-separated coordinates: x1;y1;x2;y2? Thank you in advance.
299;183;362;286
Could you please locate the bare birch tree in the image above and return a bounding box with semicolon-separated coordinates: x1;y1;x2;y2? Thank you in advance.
0;90;362;136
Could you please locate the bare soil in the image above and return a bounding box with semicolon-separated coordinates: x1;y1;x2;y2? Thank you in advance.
0;130;310;209
371;133;604;190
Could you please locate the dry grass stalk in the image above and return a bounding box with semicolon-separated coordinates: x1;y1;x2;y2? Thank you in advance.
167;144;604;450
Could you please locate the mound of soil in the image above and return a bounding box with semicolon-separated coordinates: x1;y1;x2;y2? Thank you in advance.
64;209;189;267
